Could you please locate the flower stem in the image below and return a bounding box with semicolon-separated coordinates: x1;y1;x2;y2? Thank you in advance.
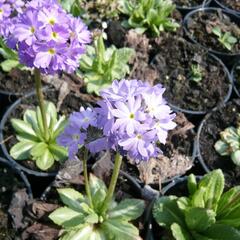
83;148;93;209
101;152;122;215
34;68;49;141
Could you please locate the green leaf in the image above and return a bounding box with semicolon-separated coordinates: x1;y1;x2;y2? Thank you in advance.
202;224;240;240
185;207;216;232
60;225;94;240
35;148;54;170
196;169;224;211
153;196;185;228
212;26;222;37
89;174;107;211
191;186;206;208
30;142;48;158
217;187;240;227
108;198;144;221
10;141;36;160
214;140;229;156
49;206;85;228
231;150;240;166
11;118;38;141
177;197;190;211
102;219;140;240
49;144;67;162
1;59;20;72
187;174;197;196
170;223;191;240
57;188;88;212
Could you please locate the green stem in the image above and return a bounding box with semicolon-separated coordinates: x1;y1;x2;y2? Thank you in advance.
101;152;122;215
34;68;49;141
83;148;94;209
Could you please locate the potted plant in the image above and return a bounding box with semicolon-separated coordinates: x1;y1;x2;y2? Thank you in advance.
184;7;240;66
196;99;240;188
150;35;232;115
0;0;91;176
152;169;240;239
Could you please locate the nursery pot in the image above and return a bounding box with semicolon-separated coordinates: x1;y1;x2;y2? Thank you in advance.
0;88;98;177
196;99;240;187
231;60;240;97
214;0;240;16
175;0;211;15
0;90;58;177
183;7;240;67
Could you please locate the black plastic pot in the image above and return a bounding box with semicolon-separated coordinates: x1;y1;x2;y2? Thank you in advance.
0;89;58;177
151;51;233;115
214;0;240;16
175;0;211;15
183;7;240;67
0;157;32;198
195;100;240;178
231;60;240;97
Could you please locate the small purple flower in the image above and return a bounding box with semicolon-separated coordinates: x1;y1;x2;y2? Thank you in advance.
57;124;86;160
70;107;97;130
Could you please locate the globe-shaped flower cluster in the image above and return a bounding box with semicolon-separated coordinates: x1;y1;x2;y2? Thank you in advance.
5;0;91;74
58;79;176;162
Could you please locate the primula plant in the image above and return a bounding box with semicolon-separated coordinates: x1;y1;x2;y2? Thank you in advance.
78;35;134;94
118;0;179;36
52;79;176;239
10;102;67;170
212;26;238;51
153;170;240;240
3;0;91;170
214;117;240;166
190;64;202;83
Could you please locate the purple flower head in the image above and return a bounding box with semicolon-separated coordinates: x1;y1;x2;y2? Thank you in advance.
94;79;177;162
58;80;176;162
4;0;91;74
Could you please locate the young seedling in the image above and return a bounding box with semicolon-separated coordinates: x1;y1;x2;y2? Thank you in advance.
153;170;240;240
78;35;135;95
190;64;203;83
215;115;240;166
118;0;179;36
212;26;237;51
10;102;68;170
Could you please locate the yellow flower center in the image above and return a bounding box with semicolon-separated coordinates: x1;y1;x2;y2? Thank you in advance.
0;9;3;14
136;134;142;139
52;31;58;39
30;26;35;33
48;48;55;55
49;18;55;25
129;113;134;119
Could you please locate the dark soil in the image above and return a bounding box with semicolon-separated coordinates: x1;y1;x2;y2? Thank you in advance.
173;0;206;7
2;89;95;173
186;10;240;54
199;99;240;188
126;113;195;187
220;0;240;12
0;162;26;239
0;68;35;95
233;62;240;96
151;36;230;112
